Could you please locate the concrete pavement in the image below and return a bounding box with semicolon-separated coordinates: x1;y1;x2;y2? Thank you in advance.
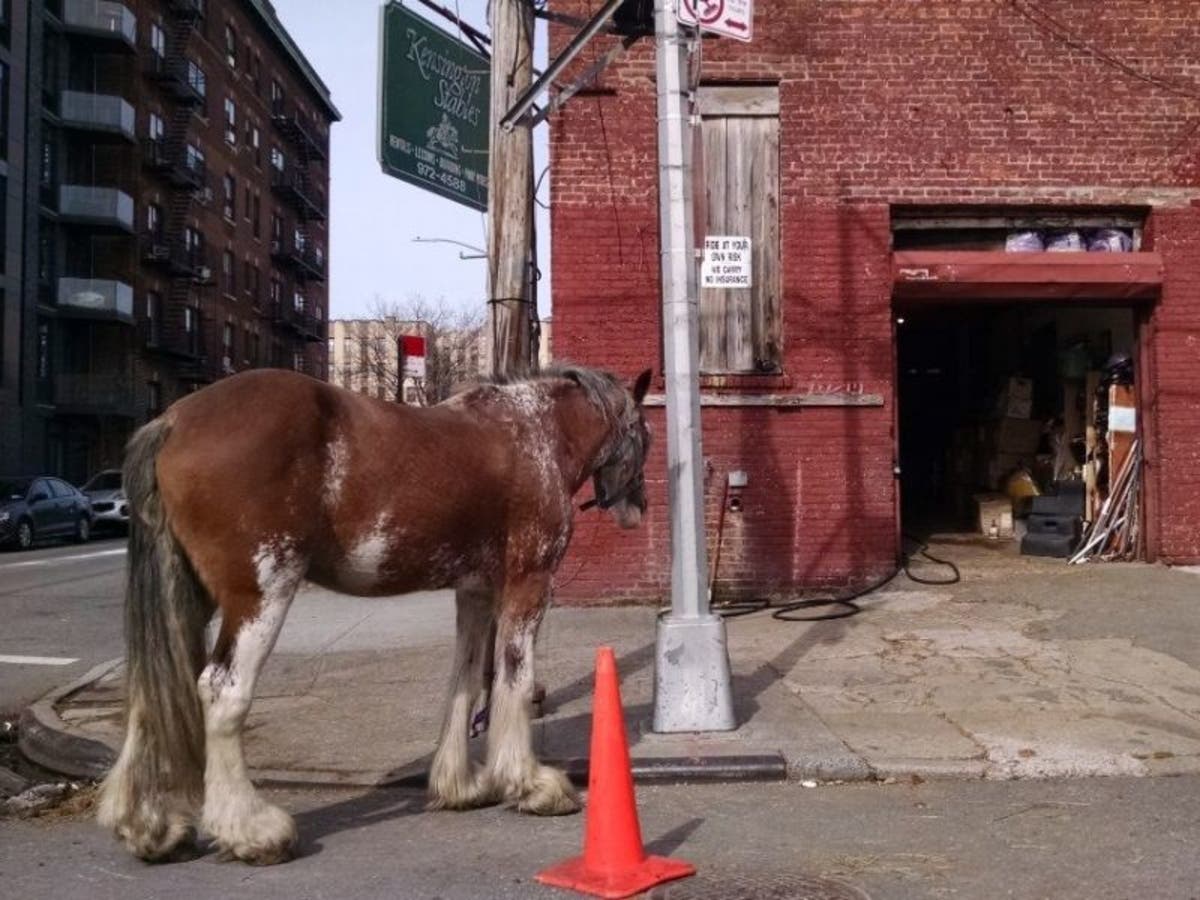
20;540;1200;788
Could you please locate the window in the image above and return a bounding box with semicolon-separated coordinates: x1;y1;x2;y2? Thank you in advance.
248;124;261;166
146;292;162;346
270;212;282;246
251;193;261;237
223;97;236;144
243;327;253;364
270;145;285;172
184;226;204;266
243;259;255;301
243;185;252;221
696;85;781;374
293;351;304;372
270;78;284;112
222;249;235;295
186;59;206;99
186;142;204;174
293;226;306;251
184;306;199;355
0;62;8;161
293;290;304;313
269;278;281;310
150;22;165;57
223;173;235;219
248;330;260;365
147;381;162;416
223;322;234;356
224;23;237;68
148;111;164;142
36;321;50;380
146;202;161;236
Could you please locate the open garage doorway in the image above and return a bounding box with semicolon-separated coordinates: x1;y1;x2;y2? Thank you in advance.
894;301;1142;556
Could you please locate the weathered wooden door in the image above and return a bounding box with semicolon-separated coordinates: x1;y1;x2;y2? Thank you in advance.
698;86;781;374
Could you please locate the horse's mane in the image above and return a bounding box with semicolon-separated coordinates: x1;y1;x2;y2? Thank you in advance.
473;364;626;420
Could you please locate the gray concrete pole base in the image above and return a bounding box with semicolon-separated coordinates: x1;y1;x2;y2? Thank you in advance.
652;614;737;733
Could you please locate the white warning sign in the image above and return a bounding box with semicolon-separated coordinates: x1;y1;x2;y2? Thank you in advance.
677;0;754;43
701;235;752;288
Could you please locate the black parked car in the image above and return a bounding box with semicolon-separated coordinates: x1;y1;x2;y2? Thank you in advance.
0;476;94;550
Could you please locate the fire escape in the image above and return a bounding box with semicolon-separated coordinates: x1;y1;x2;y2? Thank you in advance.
139;0;219;384
269;97;328;374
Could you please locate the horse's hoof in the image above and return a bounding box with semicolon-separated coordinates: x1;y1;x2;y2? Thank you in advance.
206;802;297;866
426;767;497;811
125;825;200;863
516;767;581;816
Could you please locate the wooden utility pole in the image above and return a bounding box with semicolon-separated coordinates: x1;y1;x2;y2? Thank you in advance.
487;0;535;377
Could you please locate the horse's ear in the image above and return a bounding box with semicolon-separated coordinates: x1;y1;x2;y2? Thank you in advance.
631;369;652;406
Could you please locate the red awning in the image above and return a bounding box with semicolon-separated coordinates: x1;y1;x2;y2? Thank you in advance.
893;251;1163;304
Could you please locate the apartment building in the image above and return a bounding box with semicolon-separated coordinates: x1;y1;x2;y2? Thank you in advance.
0;0;338;483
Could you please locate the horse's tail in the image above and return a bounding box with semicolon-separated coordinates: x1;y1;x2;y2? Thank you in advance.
96;416;212;860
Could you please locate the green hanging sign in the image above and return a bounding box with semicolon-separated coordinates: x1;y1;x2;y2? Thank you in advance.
377;2;490;211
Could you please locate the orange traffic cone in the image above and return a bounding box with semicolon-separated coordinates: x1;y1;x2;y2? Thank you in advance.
536;647;696;899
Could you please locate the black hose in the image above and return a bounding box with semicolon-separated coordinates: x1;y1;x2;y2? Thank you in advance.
710;533;960;622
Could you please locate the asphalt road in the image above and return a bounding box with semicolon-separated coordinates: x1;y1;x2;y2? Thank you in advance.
0;536;127;718
4;776;1199;899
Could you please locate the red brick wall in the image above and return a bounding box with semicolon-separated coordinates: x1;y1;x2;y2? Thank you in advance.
550;0;1200;602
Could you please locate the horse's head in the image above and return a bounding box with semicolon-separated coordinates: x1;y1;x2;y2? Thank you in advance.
590;369;653;529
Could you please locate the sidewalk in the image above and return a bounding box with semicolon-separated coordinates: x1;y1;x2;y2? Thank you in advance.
20;541;1200;787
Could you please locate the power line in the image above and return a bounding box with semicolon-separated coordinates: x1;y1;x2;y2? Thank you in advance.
1009;0;1200;102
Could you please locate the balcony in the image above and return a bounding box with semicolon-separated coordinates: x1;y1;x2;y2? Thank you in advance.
53;373;138;417
141;232;211;281
271;298;324;342
142;139;207;190
58;185;135;231
56;277;134;323
270;167;326;221
271;101;328;162
59;90;136;142
144;53;206;107
60;0;136;50
270;237;326;282
167;0;204;20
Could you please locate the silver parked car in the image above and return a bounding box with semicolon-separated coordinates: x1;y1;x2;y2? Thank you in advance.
81;470;129;532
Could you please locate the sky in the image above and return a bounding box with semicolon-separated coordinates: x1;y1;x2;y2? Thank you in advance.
272;0;551;320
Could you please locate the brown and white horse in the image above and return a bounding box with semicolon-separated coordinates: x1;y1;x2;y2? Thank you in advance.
97;365;652;865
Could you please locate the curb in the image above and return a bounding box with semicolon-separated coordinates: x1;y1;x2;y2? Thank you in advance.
19;660;791;789
18;658;123;781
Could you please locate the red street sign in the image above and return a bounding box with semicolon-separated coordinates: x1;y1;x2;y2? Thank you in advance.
399;335;426;358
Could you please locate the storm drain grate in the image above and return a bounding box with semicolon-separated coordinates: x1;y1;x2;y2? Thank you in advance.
644;869;871;900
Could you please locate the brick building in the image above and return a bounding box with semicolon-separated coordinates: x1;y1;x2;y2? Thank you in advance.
0;0;337;483
549;1;1200;604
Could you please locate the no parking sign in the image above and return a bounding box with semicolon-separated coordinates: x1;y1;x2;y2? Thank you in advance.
677;0;754;42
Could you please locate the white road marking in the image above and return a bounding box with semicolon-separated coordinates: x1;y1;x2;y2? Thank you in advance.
0;547;126;570
0;654;79;666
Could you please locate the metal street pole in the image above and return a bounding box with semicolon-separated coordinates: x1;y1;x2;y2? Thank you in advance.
652;0;735;733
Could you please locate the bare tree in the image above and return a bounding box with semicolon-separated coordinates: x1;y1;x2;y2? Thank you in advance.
332;296;486;405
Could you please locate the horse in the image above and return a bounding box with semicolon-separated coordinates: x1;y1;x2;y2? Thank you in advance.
97;364;653;865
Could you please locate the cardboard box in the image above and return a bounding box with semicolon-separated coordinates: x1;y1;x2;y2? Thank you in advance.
986;417;1044;455
984;452;1027;490
974;493;1014;538
995;377;1033;419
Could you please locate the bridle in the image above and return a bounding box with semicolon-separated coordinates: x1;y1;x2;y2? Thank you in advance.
578;413;648;512
578;469;644;512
